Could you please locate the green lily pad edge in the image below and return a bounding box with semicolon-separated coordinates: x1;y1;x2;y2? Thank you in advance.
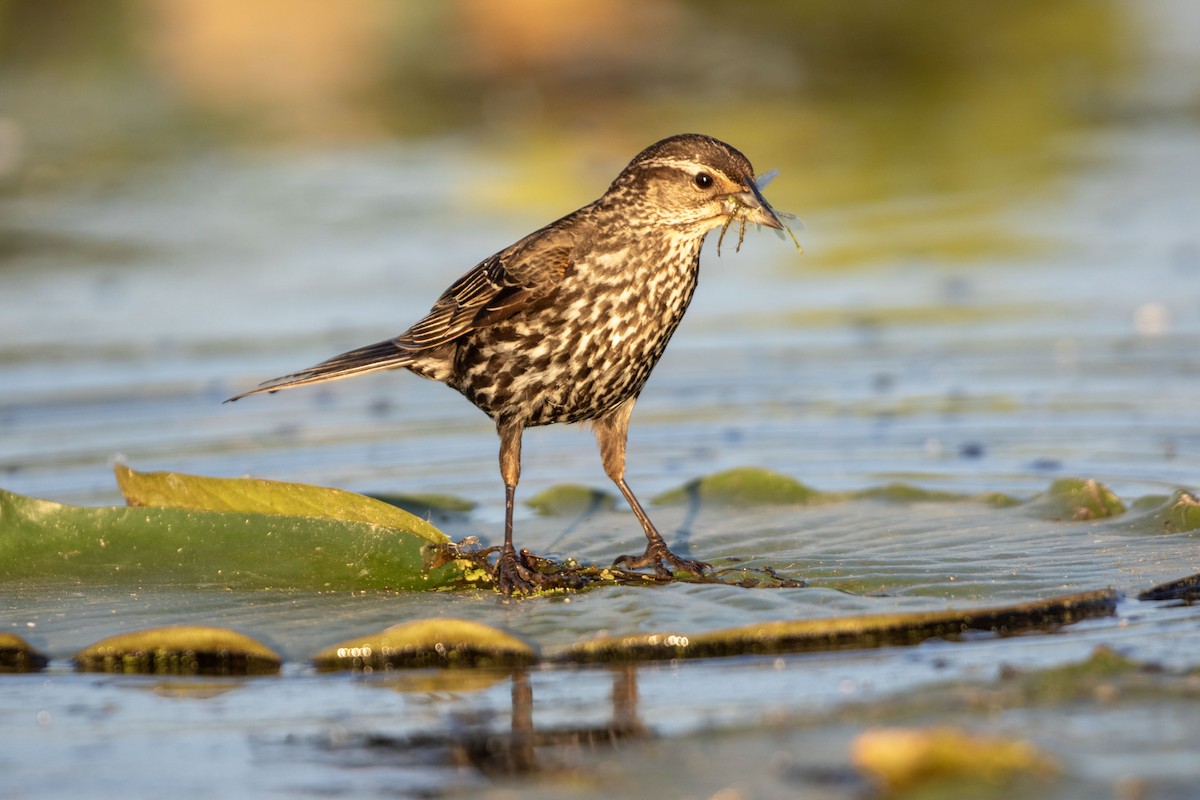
0;466;465;592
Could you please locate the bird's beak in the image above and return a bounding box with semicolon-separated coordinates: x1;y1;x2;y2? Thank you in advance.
730;181;784;230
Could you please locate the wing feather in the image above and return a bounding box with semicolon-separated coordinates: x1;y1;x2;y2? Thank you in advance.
396;228;573;350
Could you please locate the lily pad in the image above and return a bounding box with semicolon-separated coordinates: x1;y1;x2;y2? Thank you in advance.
313;618;537;671
115;465;448;545
1025;478;1126;521
854;482;1021;507
74;625;281;675
368;491;476;519
0;632;48;673
0;487;462;591
1137;572;1200;603
1123;490;1200;534
653;467;823;507
525;484;616;516
557;588;1118;663
1006;644;1143;701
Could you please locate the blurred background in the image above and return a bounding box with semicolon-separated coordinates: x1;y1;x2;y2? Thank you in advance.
2;0;1198;510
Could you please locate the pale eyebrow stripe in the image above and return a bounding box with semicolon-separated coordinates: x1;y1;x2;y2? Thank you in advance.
638;156;737;182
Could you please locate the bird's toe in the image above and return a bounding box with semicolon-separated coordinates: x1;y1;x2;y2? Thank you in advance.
613;544;708;578
494;549;539;596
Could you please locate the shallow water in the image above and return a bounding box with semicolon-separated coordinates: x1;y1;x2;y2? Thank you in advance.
4;2;1200;797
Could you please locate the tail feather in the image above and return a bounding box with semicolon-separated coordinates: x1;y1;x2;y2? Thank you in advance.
226;338;415;402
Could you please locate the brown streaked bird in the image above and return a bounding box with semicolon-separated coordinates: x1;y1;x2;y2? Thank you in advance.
228;133;786;595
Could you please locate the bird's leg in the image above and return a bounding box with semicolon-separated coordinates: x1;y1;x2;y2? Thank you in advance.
495;421;537;595
594;401;710;578
612;477;709;577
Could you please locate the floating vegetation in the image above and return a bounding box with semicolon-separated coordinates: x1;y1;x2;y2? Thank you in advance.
1137;572;1200;603
1;466;1197;599
851;725;1058;794
116;465;449;545
652;466;823;507
1024;477;1126;521
1124;490;1200;534
0;489;460;591
524;484;616;516
0;633;48;674
367;491;476;520
558;589;1118;664
74;626;280;676
313;618;537;671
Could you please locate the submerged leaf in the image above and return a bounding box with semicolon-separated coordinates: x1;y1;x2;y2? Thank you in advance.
368;491;476;519
75;625;281;675
1123;490;1200;534
0;487;462;591
525;484;616;516
1007;644;1143;701
313;618;537;671
855;483;964;503
115;465;449;545
653;467;823;507
1025;478;1126;521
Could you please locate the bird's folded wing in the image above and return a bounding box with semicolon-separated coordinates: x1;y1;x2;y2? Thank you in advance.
396;230;574;350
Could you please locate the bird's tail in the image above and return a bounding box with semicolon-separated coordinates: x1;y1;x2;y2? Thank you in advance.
225;338;415;402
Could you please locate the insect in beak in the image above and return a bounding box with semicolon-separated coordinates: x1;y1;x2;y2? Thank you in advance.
716;170;803;255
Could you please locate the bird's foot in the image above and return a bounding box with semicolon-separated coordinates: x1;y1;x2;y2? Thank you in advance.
493;547;541;596
613;542;710;579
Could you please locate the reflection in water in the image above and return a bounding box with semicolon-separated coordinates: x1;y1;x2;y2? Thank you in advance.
327;667;649;780
452;667;650;776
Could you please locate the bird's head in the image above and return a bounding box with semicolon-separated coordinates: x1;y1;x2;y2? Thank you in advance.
606;133;785;239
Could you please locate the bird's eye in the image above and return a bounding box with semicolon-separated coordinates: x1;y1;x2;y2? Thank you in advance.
693;172;714;190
